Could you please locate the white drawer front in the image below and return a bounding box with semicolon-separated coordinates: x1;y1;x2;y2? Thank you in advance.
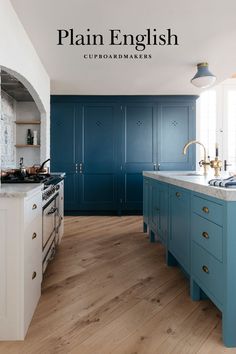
25;192;42;225
24;216;42;263
24;245;42;335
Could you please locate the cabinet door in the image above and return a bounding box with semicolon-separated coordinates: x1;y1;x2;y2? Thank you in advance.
143;178;149;225
51;103;81;211
79;103;120;211
121;104;157;211
158;101;196;171
169;186;190;272
149;180;159;233
158;183;169;245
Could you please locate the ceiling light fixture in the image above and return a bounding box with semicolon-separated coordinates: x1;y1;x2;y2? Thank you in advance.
191;62;216;89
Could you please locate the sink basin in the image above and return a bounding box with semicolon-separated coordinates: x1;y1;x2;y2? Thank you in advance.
174;173;203;177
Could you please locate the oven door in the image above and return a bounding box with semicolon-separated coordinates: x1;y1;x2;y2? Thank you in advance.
43;196;57;248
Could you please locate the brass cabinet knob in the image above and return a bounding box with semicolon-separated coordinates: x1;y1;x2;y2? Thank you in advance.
202;231;209;239
32;271;37;280
32;204;37;210
202;265;209;274
202;206;209;214
176;192;181;198
32;232;37;240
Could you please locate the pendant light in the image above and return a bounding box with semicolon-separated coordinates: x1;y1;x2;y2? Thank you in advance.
191;62;216;88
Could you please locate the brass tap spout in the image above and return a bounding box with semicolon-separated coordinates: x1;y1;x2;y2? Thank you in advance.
183;140;210;175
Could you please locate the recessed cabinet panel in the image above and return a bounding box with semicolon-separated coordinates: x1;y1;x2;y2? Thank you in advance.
83;106;116;168
158;103;196;170
125;173;143;203
51;103;77;165
79;104;119;210
169;186;191;272
124;106;154;163
122;104;157;211
51;102;81;210
82;174;115;203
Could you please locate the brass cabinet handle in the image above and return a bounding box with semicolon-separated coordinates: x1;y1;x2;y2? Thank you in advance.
202;206;209;214
32;232;37;240
32;271;37;280
176;192;181;198
202;231;209;239
202;265;209;274
32;204;37;210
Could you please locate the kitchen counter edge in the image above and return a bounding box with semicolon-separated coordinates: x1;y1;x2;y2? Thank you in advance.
143;171;236;201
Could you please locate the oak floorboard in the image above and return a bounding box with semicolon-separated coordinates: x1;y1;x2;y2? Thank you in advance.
0;216;230;354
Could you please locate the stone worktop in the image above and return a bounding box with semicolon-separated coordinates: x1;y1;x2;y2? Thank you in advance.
143;171;236;201
0;183;43;198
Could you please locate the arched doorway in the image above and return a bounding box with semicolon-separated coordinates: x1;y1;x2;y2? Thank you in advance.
0;66;48;169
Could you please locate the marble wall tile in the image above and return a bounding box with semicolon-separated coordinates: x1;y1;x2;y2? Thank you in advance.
0;90;16;168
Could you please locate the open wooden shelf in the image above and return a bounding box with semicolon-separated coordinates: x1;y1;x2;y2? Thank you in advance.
15;121;41;125
15;144;40;148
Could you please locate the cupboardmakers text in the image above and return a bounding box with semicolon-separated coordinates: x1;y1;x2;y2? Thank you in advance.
57;28;179;51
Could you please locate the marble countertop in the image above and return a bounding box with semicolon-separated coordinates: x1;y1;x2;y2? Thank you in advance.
50;172;66;177
143;171;236;201
0;184;43;198
0;171;65;198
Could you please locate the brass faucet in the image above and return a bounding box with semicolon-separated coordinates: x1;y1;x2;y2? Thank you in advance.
210;157;222;177
183;140;210;175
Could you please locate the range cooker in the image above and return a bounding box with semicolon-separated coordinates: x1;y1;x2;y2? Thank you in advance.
42;176;63;273
1;173;64;274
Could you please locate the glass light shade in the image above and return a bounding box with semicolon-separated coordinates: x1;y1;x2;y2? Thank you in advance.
191;63;216;89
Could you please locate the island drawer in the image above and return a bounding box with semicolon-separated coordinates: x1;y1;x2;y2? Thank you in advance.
191;241;223;304
192;195;223;225
24;192;42;225
191;213;223;262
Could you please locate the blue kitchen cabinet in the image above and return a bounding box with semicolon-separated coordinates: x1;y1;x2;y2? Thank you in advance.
51;96;197;213
190;192;236;348
147;178;169;245
148;179;159;242
121;103;157;211
158;182;169;245
157;101;196;171
143;177;149;232
51;102;81;210
143;174;236;347
51;100;120;212
79;103;121;211
168;185;191;273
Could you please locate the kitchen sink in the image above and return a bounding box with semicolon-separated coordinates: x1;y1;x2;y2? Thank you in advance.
174;172;203;177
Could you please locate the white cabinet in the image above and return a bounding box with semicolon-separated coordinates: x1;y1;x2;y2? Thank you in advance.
0;187;42;340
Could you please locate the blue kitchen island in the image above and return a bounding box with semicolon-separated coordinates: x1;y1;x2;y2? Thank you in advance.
143;171;236;347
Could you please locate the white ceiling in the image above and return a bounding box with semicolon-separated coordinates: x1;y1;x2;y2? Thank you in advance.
10;0;236;95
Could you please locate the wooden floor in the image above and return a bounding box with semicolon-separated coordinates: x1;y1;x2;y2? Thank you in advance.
0;216;235;354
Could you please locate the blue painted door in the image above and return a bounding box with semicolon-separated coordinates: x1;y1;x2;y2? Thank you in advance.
158;183;169;244
143;177;149;228
169;186;191;273
158;102;196;170
149;179;159;233
51;102;81;210
121;103;157;211
51;96;197;213
79;103;120;211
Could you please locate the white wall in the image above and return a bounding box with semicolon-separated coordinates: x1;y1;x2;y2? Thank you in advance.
0;0;50;163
